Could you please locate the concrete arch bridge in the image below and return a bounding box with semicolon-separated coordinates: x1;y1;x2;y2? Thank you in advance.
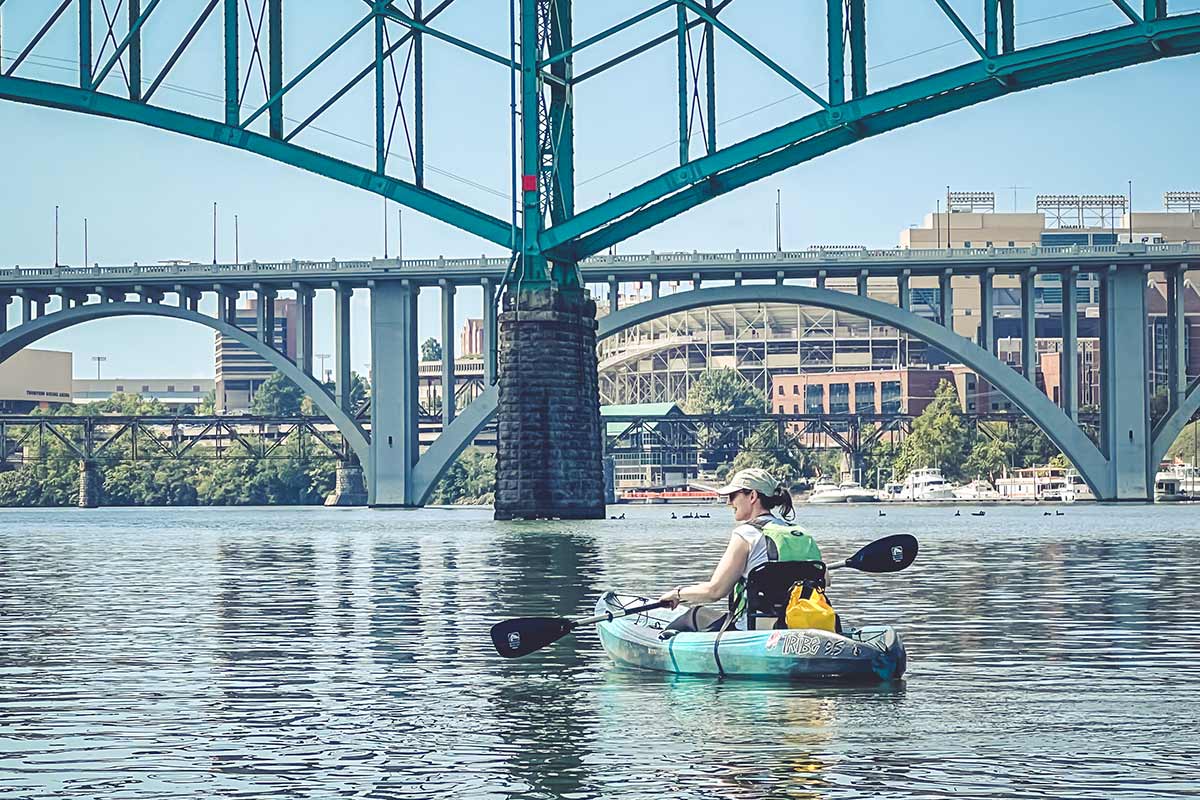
3;245;1199;503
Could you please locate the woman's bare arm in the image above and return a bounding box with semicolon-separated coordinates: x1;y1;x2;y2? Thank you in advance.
659;533;750;607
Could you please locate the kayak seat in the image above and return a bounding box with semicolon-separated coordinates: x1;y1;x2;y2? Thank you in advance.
744;561;827;631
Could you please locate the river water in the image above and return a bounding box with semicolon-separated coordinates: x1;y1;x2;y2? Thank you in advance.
1;503;1198;799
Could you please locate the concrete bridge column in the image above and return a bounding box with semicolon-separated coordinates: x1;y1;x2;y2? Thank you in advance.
1062;267;1079;421
857;270;868;297
213;284;238;324
1020;268;1037;381
1166;264;1187;415
979;268;994;353
481;277;497;385
78;460;100;508
254;283;276;347
898;270;910;366
650;273;660;300
692;272;702;290
369;279;420;506
324;456;368;506
607;275;619;312
0;293;11;333
333;281;353;412
292;283;314;376
1099;263;1151;500
174;284;201;313
939;269;953;329
494;285;605;520
816;270;827;290
135;285;164;304
439;278;456;425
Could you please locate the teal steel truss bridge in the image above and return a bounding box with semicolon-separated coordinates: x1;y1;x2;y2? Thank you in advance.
2;2;1200;504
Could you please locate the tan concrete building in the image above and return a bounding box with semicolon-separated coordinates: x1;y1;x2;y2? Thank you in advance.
72;378;214;412
0;349;73;411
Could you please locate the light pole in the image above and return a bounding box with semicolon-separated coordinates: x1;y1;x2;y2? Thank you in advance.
91;355;107;380
775;188;782;252
316;353;331;383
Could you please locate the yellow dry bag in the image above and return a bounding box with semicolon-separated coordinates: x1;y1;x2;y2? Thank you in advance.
784;582;837;631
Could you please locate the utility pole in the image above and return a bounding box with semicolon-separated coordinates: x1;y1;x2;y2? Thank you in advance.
1005;185;1031;212
775;188;782;252
91;355;106;380
1128;179;1134;243
946;185;952;249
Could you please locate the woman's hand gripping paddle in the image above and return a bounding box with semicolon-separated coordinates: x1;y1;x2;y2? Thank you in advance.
490;600;669;659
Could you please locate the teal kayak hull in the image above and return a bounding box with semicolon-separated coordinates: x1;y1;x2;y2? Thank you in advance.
594;592;906;681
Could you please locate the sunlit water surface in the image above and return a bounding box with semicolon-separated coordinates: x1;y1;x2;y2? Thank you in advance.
1;503;1199;799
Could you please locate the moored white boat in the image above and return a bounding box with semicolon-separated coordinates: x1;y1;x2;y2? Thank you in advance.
1154;462;1200;501
893;468;958;501
953;480;1002;501
836;481;880;503
806;481;848;504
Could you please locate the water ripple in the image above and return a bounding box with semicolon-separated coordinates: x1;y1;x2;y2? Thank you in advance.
1;503;1198;798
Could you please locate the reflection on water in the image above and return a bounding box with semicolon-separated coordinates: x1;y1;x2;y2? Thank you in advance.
1;504;1199;798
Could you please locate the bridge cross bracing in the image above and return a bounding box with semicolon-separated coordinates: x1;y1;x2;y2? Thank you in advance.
4;2;1200;504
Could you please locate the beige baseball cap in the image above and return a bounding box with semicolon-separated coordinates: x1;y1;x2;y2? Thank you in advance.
716;468;781;497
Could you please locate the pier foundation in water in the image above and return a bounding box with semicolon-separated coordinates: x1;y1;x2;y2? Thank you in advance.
494;286;605;520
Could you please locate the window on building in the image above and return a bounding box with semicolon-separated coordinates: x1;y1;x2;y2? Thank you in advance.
793;384;799;395
192;385;201;392
778;404;785;413
167;385;175;392
985;241;992;247
881;381;902;414
963;241;972;248
115;385;124;391
141;385;149;392
855;382;876;413
829;383;850;414
792;404;799;414
1008;241;1015;247
804;385;824;414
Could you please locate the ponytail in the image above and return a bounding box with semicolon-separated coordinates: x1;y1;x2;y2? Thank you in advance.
761;487;795;520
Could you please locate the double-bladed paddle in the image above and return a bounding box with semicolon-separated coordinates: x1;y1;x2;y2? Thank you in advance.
489;532;919;659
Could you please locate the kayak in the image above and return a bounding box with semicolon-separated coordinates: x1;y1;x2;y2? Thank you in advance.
594;591;907;681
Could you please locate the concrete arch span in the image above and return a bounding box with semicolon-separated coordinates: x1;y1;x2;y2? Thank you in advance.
419;285;1112;502
1153;377;1200;467
0;302;370;474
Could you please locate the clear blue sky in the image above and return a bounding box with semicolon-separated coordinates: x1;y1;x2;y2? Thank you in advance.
3;1;1200;378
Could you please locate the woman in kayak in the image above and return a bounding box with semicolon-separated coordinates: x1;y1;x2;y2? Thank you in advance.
657;467;822;631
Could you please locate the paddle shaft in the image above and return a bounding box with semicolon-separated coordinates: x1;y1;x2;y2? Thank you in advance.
572;599;668;628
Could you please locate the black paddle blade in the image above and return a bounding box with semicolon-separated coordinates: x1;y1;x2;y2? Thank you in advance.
490;617;574;658
844;533;918;573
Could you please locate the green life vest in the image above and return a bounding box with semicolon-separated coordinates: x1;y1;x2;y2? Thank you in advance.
729;519;822;621
759;521;822;563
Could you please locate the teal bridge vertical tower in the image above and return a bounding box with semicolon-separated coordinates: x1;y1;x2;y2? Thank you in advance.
2;2;1200;512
